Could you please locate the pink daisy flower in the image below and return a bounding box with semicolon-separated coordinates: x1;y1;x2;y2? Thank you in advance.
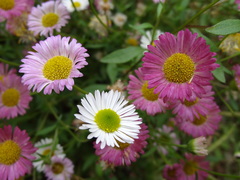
235;0;240;9
28;0;70;37
162;164;182;180
19;35;89;94
142;29;219;101
178;153;210;180
0;125;37;180
44;156;74;180
0;63;16;80
175;102;222;138
127;67;168;116
0;74;32;119
170;86;215;121
233;64;240;90
153;0;165;3
0;0;33;19
93;123;149;166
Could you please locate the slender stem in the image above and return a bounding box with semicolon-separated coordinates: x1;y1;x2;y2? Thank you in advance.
175;0;221;33
208;125;235;153
219;52;240;62
88;0;111;32
0;58;21;67
220;111;240;117
73;84;88;94
198;167;240;179
70;0;78;12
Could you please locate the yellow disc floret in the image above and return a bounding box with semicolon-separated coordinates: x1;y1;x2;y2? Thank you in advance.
52;162;64;174
95;109;120;133
193;114;206;126
141;82;159;101
2;88;20;107
183;160;198;175
42;13;59;27
43;56;72;81
73;2;81;8
183;98;198;107
0;140;21;165
0;0;15;10
163;53;195;84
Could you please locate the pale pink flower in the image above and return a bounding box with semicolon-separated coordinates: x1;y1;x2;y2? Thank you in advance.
0;125;37;180
162;164;182;180
0;63;16;80
233;64;240;90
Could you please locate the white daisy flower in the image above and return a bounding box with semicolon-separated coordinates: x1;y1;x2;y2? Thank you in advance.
62;0;89;12
33;138;65;172
140;30;163;49
74;90;142;149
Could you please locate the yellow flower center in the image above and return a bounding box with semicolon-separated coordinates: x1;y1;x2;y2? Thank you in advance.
73;2;81;8
141;82;159;101
0;140;21;165
52;162;64;174
94;109;120;133
183;98;198;107
192;114;206;126
0;0;15;10
2;88;20;107
163;53;195;84
114;141;130;150
126;38;138;46
42;13;59;27
183;160;198;175
0;75;3;81
43;56;72;81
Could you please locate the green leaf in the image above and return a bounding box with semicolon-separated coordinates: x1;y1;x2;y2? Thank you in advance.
205;19;240;35
107;63;118;83
36;124;57;136
156;3;163;18
212;66;226;83
129;23;153;35
101;46;144;64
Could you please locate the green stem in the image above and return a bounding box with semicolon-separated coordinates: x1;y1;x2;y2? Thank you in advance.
70;0;78;12
208;125;235;153
0;58;21;67
175;0;221;33
88;0;111;32
219;52;240;62
220;111;240;117
73;84;88;94
198;167;240;179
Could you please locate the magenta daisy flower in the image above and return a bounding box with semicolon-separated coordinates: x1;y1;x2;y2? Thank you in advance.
44;156;74;180
19;35;89;94
127;67;168;116
28;0;70;37
0;63;16;81
0;0;32;19
170;86;215;121
142;29;219;101
93;123;149;166
175;102;221;138
0;125;37;180
0;74;32;119
233;64;240;90
162;164;182;180
178;153;210;180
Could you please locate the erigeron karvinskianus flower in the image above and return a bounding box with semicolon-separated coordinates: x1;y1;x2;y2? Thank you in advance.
33;138;65;172
19;35;89;94
94;123;149;166
162;164;182;180
142;29;219;102
75;90;142;149
187;136;208;156
0;125;37;180
28;0;70;37
233;64;240;90
140;30;163;50
219;33;240;55
62;0;89;12
127;67;168;116
0;74;32;119
112;12;127;27
0;63;16;81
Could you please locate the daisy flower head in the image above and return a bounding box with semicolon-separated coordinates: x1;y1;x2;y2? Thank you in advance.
75;90;142;149
62;0;89;12
175;102;222;138
19;35;89;94
142;29;219;102
0;63;16;81
162;164;182;180
44;156;74;180
233;64;240;90
170;86;215;121
127;67;168;116
95;0;114;15
94;123;149;166
112;12;127;27
179;153;209;180
0;74;32;120
28;0;70;37
219;33;240;55
0;125;37;180
140;30;163;50
33;138;65;172
0;0;32;19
